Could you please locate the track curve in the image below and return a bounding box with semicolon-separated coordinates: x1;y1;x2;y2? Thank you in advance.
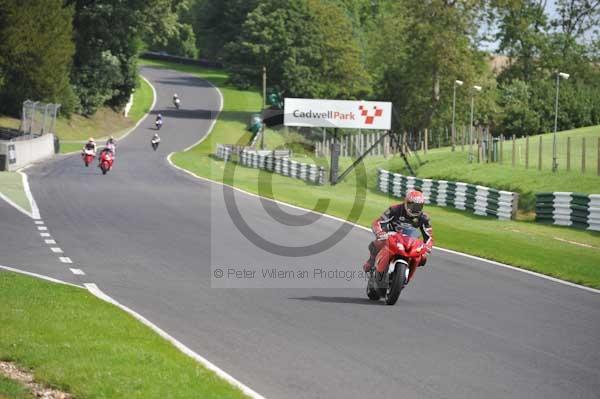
2;66;599;399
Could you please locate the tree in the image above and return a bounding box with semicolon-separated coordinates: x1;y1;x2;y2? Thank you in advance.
223;0;371;99
192;0;260;60
0;0;75;116
144;0;199;58
494;0;549;82
497;79;540;136
70;0;179;115
371;0;487;132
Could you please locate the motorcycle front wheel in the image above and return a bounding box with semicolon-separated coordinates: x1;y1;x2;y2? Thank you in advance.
385;262;407;305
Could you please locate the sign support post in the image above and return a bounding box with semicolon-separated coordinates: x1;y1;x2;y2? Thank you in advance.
329;128;340;184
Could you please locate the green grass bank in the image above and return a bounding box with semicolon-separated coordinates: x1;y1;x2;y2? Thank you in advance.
0;272;248;399
0;172;29;214
0;375;34;399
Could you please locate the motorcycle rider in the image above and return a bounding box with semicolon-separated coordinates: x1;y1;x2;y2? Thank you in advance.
151;132;160;150
105;136;116;154
363;190;433;274
82;137;97;154
155;113;163;125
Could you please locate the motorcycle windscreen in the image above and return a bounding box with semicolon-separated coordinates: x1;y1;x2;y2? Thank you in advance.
397;225;420;239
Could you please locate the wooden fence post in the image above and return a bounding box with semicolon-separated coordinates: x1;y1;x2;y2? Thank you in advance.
487;132;492;163
478;128;483;163
499;135;503;164
461;125;465;151
597;137;600;176
512;135;516;167
582;137;586;173
566;137;571;171
525;135;529;168
424;128;428;154
538;136;542;170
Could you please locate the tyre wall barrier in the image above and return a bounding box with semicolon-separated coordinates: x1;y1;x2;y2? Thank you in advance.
377;169;518;220
535;192;600;231
216;144;325;185
0;134;55;171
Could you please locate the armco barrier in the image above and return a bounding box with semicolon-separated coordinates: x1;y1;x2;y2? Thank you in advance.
535;192;600;231
377;169;518;220
0;134;55;171
215;144;325;185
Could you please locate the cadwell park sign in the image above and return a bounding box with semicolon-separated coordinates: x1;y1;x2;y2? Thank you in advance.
284;98;392;130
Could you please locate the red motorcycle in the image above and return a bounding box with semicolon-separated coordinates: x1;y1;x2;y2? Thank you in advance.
98;150;114;175
367;225;428;305
82;149;95;167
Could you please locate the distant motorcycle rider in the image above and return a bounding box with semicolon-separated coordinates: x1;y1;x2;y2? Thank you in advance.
151;132;160;151
105;136;116;153
82;137;97;154
363;190;433;273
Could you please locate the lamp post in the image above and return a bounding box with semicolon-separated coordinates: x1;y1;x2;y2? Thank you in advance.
260;66;266;150
451;79;463;152
552;72;569;172
468;85;482;162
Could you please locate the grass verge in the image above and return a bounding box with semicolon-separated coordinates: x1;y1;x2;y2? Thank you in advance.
0;172;29;214
144;59;600;289
0;272;248;399
0;375;33;399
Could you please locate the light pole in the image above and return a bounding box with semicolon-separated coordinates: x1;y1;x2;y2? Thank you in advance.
451;79;463;152
552;72;569;172
260;66;266;150
469;85;482;162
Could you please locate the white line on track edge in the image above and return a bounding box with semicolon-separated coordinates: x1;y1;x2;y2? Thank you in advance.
0;191;32;219
84;283;267;399
163;76;599;295
0;265;82;288
18;171;40;219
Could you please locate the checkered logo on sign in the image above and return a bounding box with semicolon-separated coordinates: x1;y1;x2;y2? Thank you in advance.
358;105;384;125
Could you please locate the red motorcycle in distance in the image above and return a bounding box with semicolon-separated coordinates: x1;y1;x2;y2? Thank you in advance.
82;149;95;167
98;149;114;175
367;225;428;305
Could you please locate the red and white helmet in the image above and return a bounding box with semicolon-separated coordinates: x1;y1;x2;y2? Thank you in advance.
404;190;425;217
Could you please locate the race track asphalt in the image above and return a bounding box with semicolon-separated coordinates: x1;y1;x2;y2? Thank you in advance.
1;66;599;399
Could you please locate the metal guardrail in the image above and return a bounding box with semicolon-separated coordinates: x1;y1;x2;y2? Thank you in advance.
535;192;600;231
377;169;518;220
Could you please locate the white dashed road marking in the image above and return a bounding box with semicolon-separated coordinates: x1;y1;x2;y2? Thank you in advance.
34;220;44;225
59;257;72;264
69;268;85;276
37;226;47;231
40;232;50;237
44;239;56;244
50;247;63;254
